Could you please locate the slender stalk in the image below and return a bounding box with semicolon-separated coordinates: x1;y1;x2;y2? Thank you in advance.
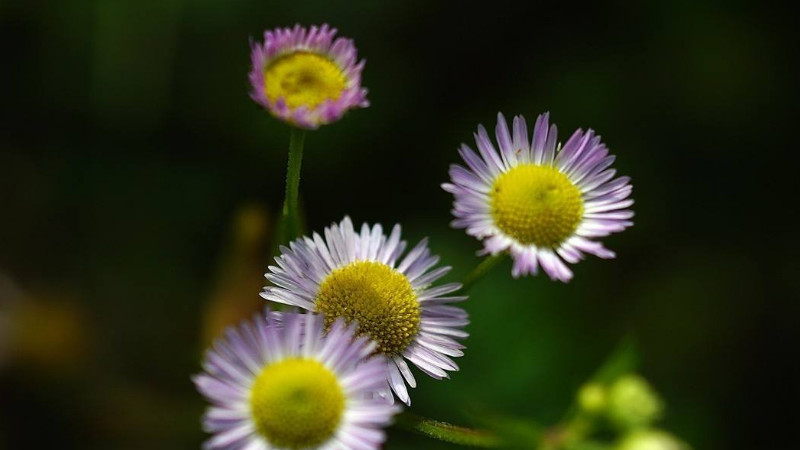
395;412;502;447
461;253;506;292
282;127;306;242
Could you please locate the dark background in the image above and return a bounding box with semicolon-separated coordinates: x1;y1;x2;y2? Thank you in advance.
1;0;797;448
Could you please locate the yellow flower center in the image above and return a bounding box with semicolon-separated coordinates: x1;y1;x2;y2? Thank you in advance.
315;261;420;356
264;51;347;109
490;164;584;247
250;358;345;449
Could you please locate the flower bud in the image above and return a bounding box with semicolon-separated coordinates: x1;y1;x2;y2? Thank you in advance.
578;382;607;414
607;374;663;428
616;429;689;450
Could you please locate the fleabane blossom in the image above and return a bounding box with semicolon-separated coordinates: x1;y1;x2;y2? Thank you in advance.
194;310;398;449
249;24;368;129
261;217;468;405
443;112;634;282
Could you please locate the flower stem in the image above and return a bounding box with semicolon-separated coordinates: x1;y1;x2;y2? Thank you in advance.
461;253;506;292
282;127;306;242
395;412;502;447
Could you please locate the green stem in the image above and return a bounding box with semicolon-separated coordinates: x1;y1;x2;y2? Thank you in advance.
282;127;306;242
395;412;502;447
461;253;506;292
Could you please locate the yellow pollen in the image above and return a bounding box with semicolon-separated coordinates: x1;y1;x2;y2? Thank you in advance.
264;51;347;109
250;358;345;449
315;261;420;356
490;164;584;247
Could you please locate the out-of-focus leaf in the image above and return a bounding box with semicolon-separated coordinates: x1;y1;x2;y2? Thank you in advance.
202;204;272;344
565;440;614;450
590;337;639;385
6;290;90;372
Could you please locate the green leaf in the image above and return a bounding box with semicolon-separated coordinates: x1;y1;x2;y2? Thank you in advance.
590;336;639;385
564;440;614;450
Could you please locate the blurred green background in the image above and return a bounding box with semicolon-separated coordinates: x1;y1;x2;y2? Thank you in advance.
1;0;797;448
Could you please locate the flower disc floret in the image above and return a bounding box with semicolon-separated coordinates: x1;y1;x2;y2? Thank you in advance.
250;358;345;448
264;52;347;109
490;164;584;247
316;261;420;355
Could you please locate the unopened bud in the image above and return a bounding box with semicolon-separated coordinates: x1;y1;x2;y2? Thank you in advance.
616;429;689;450
607;374;663;428
578;382;607;414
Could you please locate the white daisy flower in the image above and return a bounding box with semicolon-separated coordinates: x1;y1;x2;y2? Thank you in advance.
261;217;468;405
443;112;634;282
193;310;399;449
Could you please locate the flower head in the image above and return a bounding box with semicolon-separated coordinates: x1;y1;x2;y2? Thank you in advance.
194;310;398;449
261;217;468;405
443;112;634;282
249;24;368;129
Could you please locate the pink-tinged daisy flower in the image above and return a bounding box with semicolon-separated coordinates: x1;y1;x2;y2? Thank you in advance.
261;217;468;405
249;24;368;129
193;310;399;450
442;113;634;282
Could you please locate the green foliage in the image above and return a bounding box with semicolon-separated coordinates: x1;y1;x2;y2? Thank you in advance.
590;338;639;385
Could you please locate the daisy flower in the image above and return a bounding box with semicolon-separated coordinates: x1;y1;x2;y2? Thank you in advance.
249;24;368;129
261;217;468;405
194;310;398;450
442;112;634;282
